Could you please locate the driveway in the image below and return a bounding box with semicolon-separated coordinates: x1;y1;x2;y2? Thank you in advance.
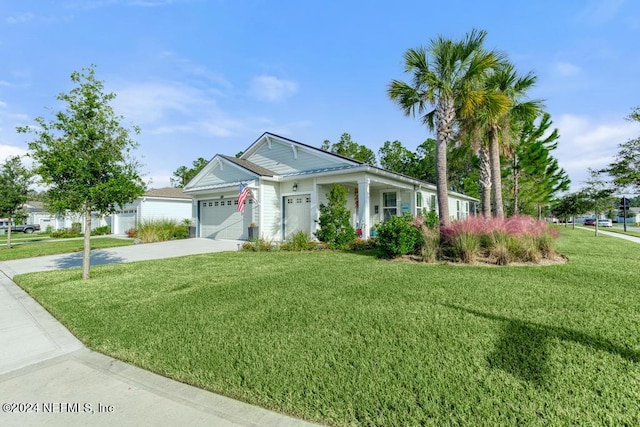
0;238;318;427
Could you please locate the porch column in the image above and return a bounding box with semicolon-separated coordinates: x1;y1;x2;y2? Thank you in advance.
357;178;370;240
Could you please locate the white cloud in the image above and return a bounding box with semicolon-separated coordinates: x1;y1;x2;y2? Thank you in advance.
248;75;298;102
0;144;28;163
555;61;581;77
577;0;624;25
555;113;640;190
5;13;35;24
112;80;214;125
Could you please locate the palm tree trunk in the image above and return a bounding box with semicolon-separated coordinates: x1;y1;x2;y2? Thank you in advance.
479;145;492;217
512;154;520;215
436;98;454;226
488;126;504;219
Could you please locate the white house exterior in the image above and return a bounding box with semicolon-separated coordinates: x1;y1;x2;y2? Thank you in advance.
111;187;193;234
184;133;478;241
24;201;109;232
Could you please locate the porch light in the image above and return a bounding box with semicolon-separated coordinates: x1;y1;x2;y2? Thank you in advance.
293;183;298;191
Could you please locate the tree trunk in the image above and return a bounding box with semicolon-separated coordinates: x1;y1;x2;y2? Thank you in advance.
512;154;519;215
488;126;504;219
479;145;491;217
82;207;92;280
6;216;12;250
436;97;454;227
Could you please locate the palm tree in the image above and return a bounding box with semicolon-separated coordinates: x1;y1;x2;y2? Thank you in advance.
388;29;499;226
484;62;541;219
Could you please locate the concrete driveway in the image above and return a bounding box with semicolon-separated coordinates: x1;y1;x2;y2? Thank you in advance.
0;238;318;427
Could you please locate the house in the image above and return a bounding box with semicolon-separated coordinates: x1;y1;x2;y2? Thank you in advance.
21;201;108;232
183;132;478;241
111;187;193;234
616;207;640;225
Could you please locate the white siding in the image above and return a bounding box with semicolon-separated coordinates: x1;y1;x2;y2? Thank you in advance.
260;182;281;240
139;198;192;223
246;140;348;175
197;162;255;187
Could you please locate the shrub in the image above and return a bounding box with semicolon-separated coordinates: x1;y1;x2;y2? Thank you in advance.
420;227;440;263
280;231;318;251
71;222;82;234
441;215;559;265
45;225;54;234
241;237;274;252
350;237;378;251
51;229;83;238
126;228;137;238
377;214;422;258
135;219;189;243
315;184;357;249
91;225;111;236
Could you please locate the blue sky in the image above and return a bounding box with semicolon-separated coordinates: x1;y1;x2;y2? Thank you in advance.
1;0;639;192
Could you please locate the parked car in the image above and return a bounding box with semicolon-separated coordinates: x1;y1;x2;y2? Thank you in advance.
583;218;596;226
598;218;613;227
0;220;41;234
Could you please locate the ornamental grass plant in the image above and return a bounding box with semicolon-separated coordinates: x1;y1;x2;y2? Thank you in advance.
441;215;558;265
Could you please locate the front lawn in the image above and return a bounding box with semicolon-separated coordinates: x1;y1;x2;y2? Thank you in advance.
0;237;134;261
14;229;640;426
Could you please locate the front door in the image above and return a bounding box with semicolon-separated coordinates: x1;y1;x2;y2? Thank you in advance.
283;194;311;240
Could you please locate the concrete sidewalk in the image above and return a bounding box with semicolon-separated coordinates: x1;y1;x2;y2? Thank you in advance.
573;226;640;244
0;239;318;427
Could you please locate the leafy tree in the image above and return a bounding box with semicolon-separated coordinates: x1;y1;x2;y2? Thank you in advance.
580;169;616;237
321;133;376;164
606;106;640;192
171;157;208;188
378;140;416;176
388;29;500;226
508;112;570;217
315;184;357;249
0;156;33;249
553;192;588;229
18;65;145;280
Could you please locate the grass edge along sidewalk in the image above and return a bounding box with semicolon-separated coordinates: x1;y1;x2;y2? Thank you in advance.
14;229;640;426
0;237;133;261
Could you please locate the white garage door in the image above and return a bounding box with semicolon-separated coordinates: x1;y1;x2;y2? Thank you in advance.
200;198;252;239
117;210;137;234
284;194;311;240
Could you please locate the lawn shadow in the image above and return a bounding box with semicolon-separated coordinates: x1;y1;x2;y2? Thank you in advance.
444;304;639;385
54;250;126;270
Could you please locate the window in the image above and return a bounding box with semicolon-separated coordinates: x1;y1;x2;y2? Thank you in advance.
430;195;436;211
416;192;423;209
383;192;397;221
214;201;219;206
227;200;231;206
456;200;461;219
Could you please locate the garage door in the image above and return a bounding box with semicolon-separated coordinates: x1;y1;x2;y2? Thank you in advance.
116;210;137;234
284;194;311;240
200;198;252;239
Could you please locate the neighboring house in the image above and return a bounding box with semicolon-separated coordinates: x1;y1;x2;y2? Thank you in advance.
111;187;193;234
616;207;640;224
183;132;478;241
24;201;110;232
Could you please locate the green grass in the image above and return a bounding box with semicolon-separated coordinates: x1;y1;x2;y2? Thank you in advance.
605;227;640;238
14;228;640;426
0;237;134;261
0;234;51;243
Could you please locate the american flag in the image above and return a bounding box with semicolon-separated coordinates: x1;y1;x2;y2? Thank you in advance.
237;183;250;213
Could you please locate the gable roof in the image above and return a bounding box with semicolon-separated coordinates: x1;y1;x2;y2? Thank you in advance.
144;187;192;199
242;132;363;165
219;154;275;177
